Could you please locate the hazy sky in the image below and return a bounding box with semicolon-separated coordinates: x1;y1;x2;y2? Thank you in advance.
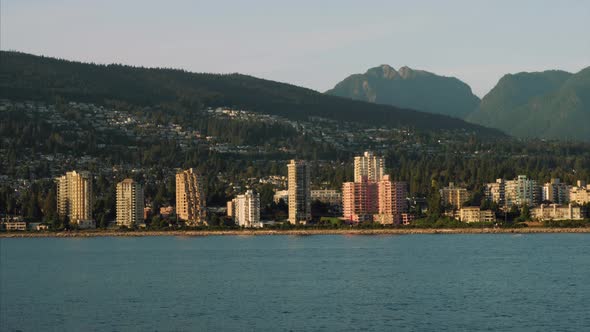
2;0;589;97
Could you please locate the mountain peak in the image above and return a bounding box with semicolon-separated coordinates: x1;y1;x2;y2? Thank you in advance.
367;64;398;79
326;64;480;119
398;66;415;79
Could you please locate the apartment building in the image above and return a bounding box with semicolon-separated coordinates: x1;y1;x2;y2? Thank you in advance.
542;178;569;204
354;151;384;182
229;190;261;227
287;160;311;224
569;180;590;205
485;175;540;208
342;178;378;223
440;182;469;209
56;170;94;228
176;168;206;225
116;178;144;228
458;207;496;223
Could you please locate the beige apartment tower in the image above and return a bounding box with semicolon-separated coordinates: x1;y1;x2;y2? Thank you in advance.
440;183;469;210
116;179;144;228
176;168;206;225
354;151;384;182
56;171;94;228
288;160;311;224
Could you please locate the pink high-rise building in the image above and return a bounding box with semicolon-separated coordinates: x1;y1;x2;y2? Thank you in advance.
342;175;407;224
342;177;378;222
375;175;408;224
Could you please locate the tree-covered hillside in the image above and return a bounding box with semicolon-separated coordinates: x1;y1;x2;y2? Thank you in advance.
467;68;590;141
0;51;501;136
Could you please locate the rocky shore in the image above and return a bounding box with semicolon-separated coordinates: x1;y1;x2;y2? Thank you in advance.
1;227;589;238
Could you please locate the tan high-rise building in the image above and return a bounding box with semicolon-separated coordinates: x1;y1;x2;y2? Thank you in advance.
440;182;470;209
116;179;144;228
56;171;94;228
288;160;311;224
176;168;206;225
354;151;384;182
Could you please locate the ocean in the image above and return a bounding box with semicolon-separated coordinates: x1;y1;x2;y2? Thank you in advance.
1;234;589;331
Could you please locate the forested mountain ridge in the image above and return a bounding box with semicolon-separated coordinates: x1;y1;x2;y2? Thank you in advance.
325;64;481;119
0;51;502;136
467;68;590;141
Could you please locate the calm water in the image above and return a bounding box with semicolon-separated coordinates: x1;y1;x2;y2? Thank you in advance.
1;234;589;331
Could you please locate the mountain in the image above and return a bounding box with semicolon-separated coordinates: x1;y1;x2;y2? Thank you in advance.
467;68;590;141
325;65;480;119
0;51;502;137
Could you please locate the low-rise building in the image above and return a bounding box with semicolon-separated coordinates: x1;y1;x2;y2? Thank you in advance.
531;204;585;221
2;221;27;231
401;213;415;225
458;207;496;223
311;189;342;206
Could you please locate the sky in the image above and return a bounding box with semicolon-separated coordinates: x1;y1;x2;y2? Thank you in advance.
2;0;589;97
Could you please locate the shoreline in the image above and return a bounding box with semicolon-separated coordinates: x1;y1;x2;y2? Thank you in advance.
1;227;589;238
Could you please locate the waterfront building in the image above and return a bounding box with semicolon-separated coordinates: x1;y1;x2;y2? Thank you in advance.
458;207;496;223
485;176;540;208
176;168;206;225
569;180;590;205
116;178;144;228
342;178;378;222
1;221;27;231
440;182;469;209
229;190;261;227
354;151;384;182
542;178;569;204
56;170;94;228
374;175;408;224
288;160;311;224
531;204;585;221
343;175;407;224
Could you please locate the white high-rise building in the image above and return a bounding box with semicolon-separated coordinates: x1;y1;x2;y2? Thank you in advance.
231;190;261;228
116;178;144;228
354;151;384;182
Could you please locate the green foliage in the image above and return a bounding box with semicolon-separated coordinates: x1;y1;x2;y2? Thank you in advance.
468;68;590;141
542;219;590;228
0;51;501;135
